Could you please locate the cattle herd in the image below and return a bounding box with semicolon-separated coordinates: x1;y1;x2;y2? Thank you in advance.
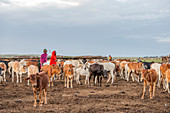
0;58;170;108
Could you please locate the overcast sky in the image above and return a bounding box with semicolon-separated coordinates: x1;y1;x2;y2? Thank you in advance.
0;0;170;57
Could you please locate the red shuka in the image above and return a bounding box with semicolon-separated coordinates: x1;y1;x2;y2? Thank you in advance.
50;51;57;65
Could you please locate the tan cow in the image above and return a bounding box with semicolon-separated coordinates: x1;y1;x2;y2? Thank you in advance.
0;62;7;82
41;65;61;87
165;69;170;93
25;72;49;107
127;62;144;82
141;69;157;99
27;65;39;85
120;61;130;79
12;61;27;83
160;63;170;89
63;64;75;88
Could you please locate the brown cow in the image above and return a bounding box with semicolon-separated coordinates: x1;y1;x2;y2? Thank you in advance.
160;63;170;89
127;62;144;82
141;69;157;99
63;64;75;88
41;65;61;87
165;69;170;93
25;72;49;107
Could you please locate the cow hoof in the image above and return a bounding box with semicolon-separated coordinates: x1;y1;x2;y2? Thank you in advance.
141;97;144;99
34;105;37;108
150;97;153;99
41;101;44;104
39;104;42;107
45;102;47;104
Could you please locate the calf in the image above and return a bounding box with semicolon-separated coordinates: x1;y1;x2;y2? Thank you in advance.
41;65;61;87
63;64;75;88
76;65;90;85
27;65;39;85
126;62;144;82
151;63;161;87
0;62;7;82
25;72;49;107
165;69;170;93
89;63;104;87
141;69;157;99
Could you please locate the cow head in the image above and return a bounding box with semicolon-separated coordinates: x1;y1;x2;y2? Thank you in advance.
141;69;150;81
25;73;41;91
52;65;61;74
138;62;144;70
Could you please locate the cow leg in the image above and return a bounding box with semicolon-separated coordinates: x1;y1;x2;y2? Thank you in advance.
127;69;131;81
51;74;55;86
20;73;22;83
157;72;161;87
3;71;6;82
33;92;37;107
48;76;51;87
149;84;153;99
95;76;97;85
71;77;73;88
107;74;111;83
27;74;30;85
163;77;166;89
153;82;156;97
12;71;14;82
39;90;42;106
16;73;19;83
97;75;99;87
131;71;135;82
44;88;47;104
76;73;80;84
111;71;115;84
64;76;67;87
41;89;44;104
100;76;102;87
141;81;146;99
67;77;69;88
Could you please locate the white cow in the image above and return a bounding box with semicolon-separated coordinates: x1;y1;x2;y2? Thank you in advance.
27;65;39;85
151;63;161;87
98;62;116;84
76;65;90;85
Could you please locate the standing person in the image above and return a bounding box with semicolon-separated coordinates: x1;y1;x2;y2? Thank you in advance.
138;57;141;62
50;50;57;65
40;49;48;68
109;55;112;61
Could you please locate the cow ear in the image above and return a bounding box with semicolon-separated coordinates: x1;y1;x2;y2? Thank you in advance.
25;77;30;81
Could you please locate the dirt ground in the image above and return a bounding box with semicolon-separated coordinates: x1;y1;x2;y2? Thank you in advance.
0;74;169;113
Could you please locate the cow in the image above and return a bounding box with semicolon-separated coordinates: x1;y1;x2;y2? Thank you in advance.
141;69;157;99
63;64;75;88
0;62;7;82
25;72;49;107
27;65;39;85
11;61;27;83
126;62;144;82
89;63;104;87
98;62;116;84
64;60;83;80
160;63;170;89
75;64;90;85
165;69;170;93
41;65;61;87
151;63;161;87
142;61;154;69
120;61;130;79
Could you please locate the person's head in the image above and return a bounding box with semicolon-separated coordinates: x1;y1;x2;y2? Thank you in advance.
43;49;47;54
52;51;56;56
109;55;111;57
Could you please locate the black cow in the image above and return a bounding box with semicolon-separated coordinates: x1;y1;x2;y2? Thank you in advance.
142;61;154;69
89;63;104;87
